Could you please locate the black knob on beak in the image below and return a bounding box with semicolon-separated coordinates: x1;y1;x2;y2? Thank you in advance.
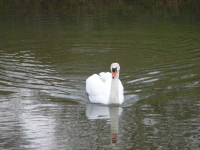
112;67;117;72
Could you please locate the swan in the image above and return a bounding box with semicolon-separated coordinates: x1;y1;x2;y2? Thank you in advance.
86;63;124;105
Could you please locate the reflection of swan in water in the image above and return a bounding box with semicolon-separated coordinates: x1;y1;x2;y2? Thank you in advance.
86;104;122;119
86;104;122;143
109;106;119;143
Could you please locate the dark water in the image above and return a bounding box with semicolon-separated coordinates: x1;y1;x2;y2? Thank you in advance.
0;1;200;150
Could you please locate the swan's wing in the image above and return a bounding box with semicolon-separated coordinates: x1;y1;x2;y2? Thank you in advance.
86;74;105;95
99;72;111;82
118;79;124;104
86;74;109;104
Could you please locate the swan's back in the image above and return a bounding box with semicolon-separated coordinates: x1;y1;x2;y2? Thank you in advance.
99;72;111;82
86;73;111;104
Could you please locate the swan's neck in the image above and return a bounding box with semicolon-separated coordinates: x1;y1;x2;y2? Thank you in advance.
108;77;119;104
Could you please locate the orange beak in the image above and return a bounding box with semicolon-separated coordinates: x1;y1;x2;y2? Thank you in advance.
112;71;117;79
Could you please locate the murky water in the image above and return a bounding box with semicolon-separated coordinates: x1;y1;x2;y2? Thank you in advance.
0;1;200;150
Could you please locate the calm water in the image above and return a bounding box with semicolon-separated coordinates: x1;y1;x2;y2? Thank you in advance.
0;2;200;150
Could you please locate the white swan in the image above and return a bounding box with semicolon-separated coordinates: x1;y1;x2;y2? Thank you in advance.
86;63;124;105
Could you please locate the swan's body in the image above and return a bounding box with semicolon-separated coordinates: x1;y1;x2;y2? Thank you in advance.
86;63;124;105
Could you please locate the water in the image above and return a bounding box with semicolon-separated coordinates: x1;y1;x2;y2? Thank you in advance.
0;1;200;149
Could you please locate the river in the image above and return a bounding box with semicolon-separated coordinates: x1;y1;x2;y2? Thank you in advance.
0;1;200;149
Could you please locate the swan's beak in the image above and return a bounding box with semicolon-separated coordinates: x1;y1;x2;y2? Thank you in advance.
112;71;116;79
112;68;117;79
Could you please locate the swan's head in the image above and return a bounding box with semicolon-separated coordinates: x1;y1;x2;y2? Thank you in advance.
110;63;120;79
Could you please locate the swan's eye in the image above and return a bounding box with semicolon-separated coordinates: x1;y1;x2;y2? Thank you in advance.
112;67;117;72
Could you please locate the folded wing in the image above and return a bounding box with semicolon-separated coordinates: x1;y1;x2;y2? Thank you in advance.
86;74;110;104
